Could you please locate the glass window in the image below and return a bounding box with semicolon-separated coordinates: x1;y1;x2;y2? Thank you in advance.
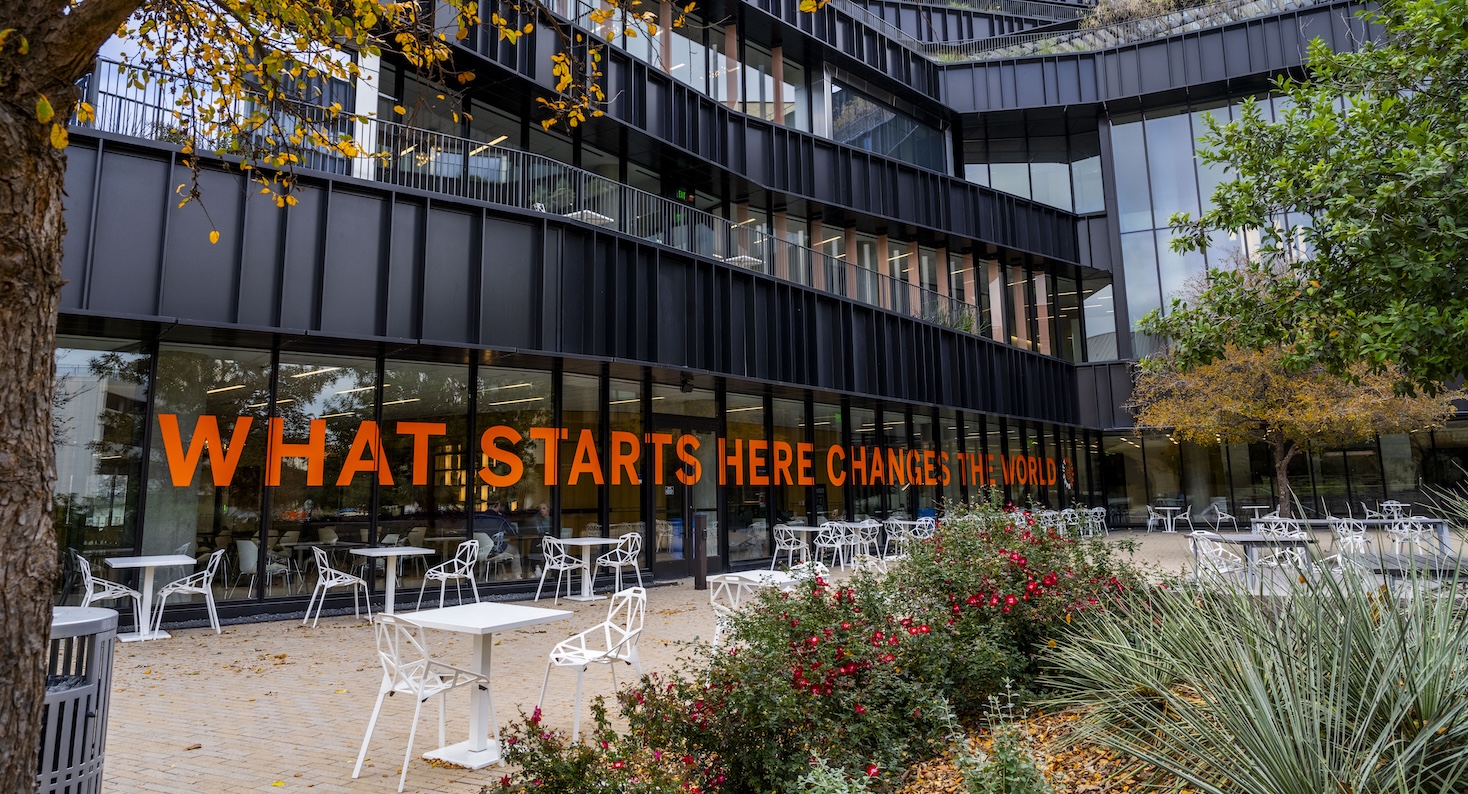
1156;229;1205;303
1007;264;1031;349
475;366;554;581
271;353;378;596
848;405;880;519
1054;274;1082;362
669;24;708;94
830;81;946;172
939;411;962;509
1144;431;1182;509
378;360;471;578
709;24;736;107
1110;117;1152;233
1192;104;1229;213
1029;135;1071;211
812;402;845;523
1121;231;1161;355
144;344;271;602
771;397;808;532
888;241;912;314
607;377;644;541
723;392;766;562
1081;277;1118;361
561;372;603;538
1180;439;1229;520
1144;110;1200;229
783;57;810;131
54;339;150;600
1071;129;1104;214
910;411;938;518
988;137;1030;199
1101;433;1146;527
742;43;775;121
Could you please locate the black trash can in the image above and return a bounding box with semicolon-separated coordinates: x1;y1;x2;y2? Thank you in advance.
37;606;118;794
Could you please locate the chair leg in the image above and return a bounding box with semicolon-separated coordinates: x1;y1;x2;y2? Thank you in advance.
633;565;643;588
416;580;428;611
468;573;479;603
400;696;424;793
362;582;373;622
353;685;389;779
534;567;549;602
572;667;586;743
537;662;554;710
303;584;322;627
205;589;220;634
151;593;167;636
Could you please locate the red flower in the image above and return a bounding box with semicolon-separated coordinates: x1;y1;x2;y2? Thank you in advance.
918;625;930;633
854;703;867;715
682;755;696;765
611;760;626;769
500;775;512;788
866;764;880;777
1005;594;1019;606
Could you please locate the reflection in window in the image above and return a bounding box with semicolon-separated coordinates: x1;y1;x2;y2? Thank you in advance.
607;377;644;544
1082;278;1118;360
812;402;844;523
561;372;603;538
54;339;150;600
476;367;554;580
724;392;766;562
145;344;271;602
830;82;945;172
772;398;809;533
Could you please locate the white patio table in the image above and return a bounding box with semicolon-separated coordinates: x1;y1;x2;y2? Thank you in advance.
708;570;798;609
403;602;571;768
556;536;623;601
105;554;197;641
349;546;432;615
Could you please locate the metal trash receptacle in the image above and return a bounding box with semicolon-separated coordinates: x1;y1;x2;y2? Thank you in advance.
38;606;118;794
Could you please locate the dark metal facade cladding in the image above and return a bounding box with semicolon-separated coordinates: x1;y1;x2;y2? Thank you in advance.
61;133;1079;426
940;0;1374;113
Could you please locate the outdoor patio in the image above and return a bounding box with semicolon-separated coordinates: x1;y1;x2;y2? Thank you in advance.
99;528;1453;793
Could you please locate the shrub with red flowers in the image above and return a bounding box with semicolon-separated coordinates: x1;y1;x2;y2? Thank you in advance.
492;702;721;794
618;572;951;793
882;502;1148;716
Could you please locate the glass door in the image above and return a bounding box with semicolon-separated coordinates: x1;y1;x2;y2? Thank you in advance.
650;420;722;579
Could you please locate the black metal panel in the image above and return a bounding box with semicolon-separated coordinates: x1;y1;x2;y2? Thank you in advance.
422;205;477;344
89;150;167;316
942;0;1367;113
322;190;388;338
64;137;1084;426
480;215;537;349
60;142;98;311
162;165;242;323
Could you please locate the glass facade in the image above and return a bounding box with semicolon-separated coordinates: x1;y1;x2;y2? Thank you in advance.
963;111;1105;214
830;81;946;172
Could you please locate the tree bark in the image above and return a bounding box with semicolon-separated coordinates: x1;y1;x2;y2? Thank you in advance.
0;94;68;790
1271;440;1298;519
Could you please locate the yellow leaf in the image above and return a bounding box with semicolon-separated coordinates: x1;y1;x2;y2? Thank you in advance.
209;230;220;245
335;689;347;693
272;783;285;788
392;105;406;115
49;123;67;150
36;95;54;124
76;102;95;124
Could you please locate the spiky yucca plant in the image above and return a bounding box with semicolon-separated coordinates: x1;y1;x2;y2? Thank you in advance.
1043;571;1468;793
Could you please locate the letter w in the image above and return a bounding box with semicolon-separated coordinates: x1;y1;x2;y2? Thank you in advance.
158;414;253;486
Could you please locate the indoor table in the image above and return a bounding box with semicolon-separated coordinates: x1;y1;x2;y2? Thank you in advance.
403;602;571;768
104;554;198;641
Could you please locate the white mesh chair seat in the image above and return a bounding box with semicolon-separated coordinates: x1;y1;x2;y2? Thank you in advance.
1088;507;1109;536
475;531;517;580
881;519;912;558
303;545;372;627
153;549;228;634
417;539;479;609
353;615;490;792
771;524;808;570
1254;520;1311;570
1189;531;1247;585
538;587;646;741
1203;503;1239;532
77;553;143;633
1145;505;1163;533
535;536;586;605
1328;517;1371;554
1175;505;1196;533
596;532;644;593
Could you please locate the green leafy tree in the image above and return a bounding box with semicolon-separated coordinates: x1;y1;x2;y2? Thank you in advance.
1147;0;1468;390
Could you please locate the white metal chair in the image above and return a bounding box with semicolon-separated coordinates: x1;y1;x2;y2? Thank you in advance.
1088;506;1109;536
1145;504;1164;533
771;524;808;570
788;560;831;581
417;539;479;609
1386;517;1434;556
535;536;586;605
357;532;402;580
352;614;490;793
814;522;849;570
303;546;373;627
596;532;644;593
1188;531;1247;585
537;587;646;741
152;549;228;634
911;516;937;540
849;519;882;560
476;530;517;580
1255;519;1311;572
77;553;143;632
881;519;912;559
1203;503;1239;532
231;539;293;597
1174;505;1196;533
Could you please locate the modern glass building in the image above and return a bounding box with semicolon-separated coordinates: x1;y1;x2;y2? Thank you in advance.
62;0;1445;621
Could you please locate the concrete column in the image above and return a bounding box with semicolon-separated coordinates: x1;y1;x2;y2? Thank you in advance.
660;0;673;74
725;25;739;111
935;246;950;301
771;46;785;126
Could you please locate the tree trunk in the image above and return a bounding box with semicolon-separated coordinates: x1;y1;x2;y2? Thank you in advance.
0;94;69;789
1271;441;1297;519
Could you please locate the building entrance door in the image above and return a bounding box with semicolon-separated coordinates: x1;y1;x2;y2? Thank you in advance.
649;418;722;580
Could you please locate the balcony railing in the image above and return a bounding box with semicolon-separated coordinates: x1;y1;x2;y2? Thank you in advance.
76;58;977;335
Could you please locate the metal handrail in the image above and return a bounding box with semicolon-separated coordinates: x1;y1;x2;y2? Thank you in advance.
923;0;1329;61
76;58;981;335
844;0;1089;22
